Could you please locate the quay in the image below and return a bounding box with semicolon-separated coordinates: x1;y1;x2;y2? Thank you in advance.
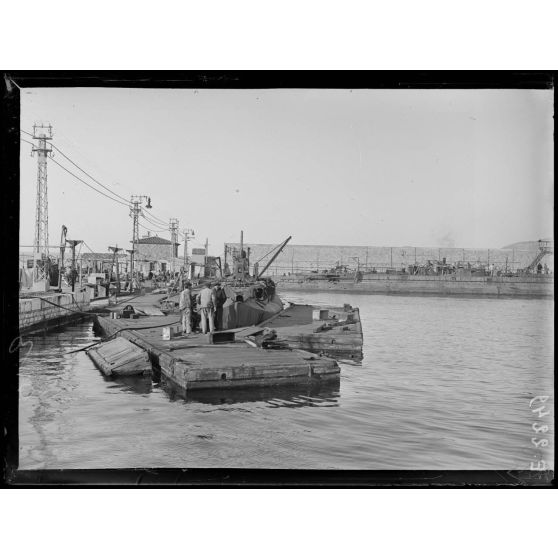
19;290;91;334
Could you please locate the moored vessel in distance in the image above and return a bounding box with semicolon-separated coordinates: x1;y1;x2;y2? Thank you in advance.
270;240;554;298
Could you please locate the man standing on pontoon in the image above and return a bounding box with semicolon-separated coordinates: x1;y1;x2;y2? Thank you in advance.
197;282;216;334
179;281;193;336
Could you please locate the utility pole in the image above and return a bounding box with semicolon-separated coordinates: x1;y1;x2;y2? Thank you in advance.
169;218;179;274
126;250;135;290
66;239;82;292
108;245;123;295
129;195;152;290
182;228;195;273
31;123;53;281
58;225;67;290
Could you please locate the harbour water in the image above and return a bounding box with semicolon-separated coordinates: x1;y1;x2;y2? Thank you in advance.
18;292;554;470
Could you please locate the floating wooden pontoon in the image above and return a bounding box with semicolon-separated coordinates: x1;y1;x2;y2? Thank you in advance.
94;314;340;391
244;303;364;360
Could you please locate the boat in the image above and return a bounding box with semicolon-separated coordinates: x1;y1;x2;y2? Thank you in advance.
272;241;554;298
163;233;291;329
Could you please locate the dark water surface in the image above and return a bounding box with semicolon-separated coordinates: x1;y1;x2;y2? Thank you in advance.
19;292;554;470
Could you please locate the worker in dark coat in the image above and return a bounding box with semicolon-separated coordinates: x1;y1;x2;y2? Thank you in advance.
212;282;227;330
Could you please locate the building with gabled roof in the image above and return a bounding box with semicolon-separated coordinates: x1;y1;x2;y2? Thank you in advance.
131;233;181;275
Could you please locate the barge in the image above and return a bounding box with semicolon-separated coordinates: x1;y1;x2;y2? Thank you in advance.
94;313;341;392
273;272;554;298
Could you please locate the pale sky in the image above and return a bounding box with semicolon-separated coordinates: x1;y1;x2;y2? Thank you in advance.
20;87;553;255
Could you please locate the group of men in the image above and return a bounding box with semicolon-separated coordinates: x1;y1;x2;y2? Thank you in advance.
178;281;227;335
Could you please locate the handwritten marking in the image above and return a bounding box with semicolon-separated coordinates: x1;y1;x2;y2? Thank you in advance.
9;336;34;363
529;396;552;471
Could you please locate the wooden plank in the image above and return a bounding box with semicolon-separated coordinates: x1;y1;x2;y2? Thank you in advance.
87;337;152;376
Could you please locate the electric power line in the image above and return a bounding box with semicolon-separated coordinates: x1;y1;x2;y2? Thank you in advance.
23;129;129;203
139;221;167;235
49;142;130;203
50;157;130;208
139;217;167;234
142;215;169;231
23;128;177;240
143;208;168;226
21;138;35;147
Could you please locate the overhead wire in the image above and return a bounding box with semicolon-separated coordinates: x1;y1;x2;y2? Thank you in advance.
22;128;175;227
143;208;168;226
21;129;131;204
49;157;130;208
22;128;197;250
142;214;169;231
49;142;131;203
138;221;166;234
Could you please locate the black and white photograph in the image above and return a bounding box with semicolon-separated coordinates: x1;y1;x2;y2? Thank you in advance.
4;73;553;481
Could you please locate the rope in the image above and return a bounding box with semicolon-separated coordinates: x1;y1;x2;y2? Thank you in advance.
65;317;181;354
34;291;152;317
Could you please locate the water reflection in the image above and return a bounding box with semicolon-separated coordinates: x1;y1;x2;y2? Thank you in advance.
102;374;153;394
160;376;340;407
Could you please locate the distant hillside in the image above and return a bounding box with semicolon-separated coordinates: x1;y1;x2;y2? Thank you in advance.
501;240;549;251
